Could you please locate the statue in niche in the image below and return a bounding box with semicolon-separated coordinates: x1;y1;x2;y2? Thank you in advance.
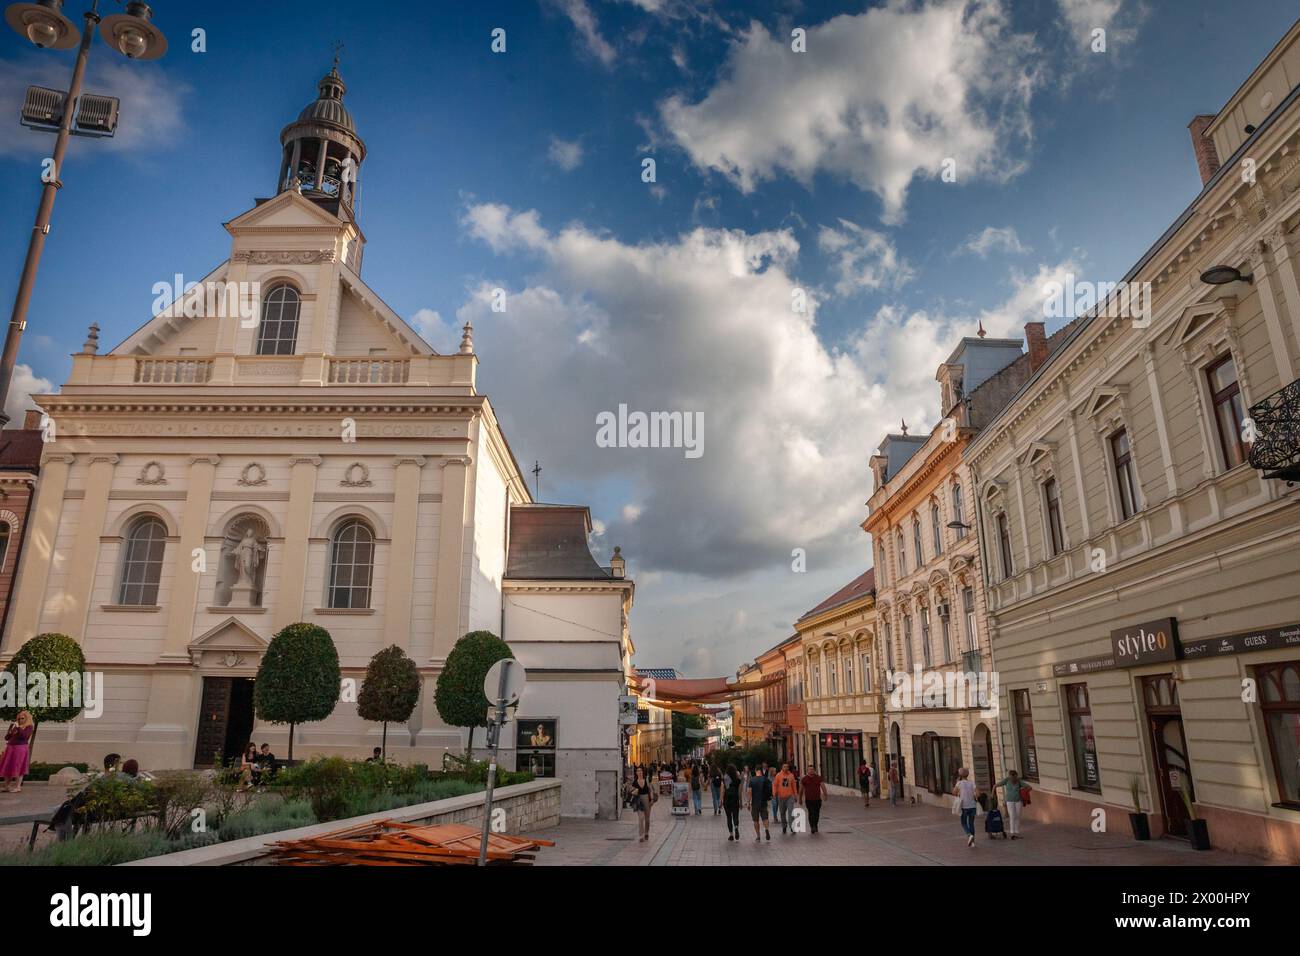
218;516;269;608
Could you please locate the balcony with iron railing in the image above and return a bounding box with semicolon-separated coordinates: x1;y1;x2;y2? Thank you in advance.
1248;376;1300;482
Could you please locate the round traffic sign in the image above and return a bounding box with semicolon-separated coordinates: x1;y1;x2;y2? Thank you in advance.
484;657;527;704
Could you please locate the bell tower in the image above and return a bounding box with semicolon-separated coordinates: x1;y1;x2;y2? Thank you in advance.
276;52;366;220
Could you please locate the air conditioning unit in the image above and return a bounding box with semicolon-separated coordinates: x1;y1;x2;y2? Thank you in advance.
937;601;951;618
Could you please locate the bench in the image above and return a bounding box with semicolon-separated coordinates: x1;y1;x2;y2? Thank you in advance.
0;807;161;852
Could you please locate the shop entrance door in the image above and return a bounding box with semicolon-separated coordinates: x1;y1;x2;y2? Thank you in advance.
1141;674;1194;838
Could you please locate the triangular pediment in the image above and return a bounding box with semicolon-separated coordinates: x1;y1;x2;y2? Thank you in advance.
109;259;231;356
225;189;347;234
1083;385;1126;419
189;617;269;654
1019;440;1056;468
1167;296;1236;349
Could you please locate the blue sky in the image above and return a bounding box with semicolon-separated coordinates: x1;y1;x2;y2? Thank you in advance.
1;1;1295;676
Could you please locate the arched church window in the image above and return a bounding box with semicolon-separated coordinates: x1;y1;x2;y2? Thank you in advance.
255;284;301;356
327;518;374;609
0;521;10;572
117;516;167;606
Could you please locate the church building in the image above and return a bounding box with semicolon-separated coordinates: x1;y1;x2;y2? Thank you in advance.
1;66;634;818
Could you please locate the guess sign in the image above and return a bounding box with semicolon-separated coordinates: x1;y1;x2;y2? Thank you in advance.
1110;618;1178;667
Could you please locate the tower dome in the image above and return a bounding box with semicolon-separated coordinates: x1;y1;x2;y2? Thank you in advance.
277;62;366;213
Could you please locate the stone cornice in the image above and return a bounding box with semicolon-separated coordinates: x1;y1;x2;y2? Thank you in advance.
864;436;966;532
965;113;1300;466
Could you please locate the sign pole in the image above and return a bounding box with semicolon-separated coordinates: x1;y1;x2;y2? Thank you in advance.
477;661;511;867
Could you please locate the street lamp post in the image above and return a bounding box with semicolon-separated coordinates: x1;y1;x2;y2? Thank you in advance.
0;0;166;426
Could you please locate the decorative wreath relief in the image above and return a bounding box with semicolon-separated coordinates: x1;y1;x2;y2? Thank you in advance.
136;461;167;485
237;462;268;487
341;462;372;488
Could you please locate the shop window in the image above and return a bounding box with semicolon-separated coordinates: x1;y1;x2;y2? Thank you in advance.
1011;688;1039;781
1257;661;1300;808
1064;682;1101;792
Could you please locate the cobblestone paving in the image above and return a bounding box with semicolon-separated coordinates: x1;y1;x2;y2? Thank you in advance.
536;793;1273;866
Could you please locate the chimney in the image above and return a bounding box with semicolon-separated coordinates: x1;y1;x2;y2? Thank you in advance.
23;409;43;430
1188;115;1221;186
1025;321;1048;373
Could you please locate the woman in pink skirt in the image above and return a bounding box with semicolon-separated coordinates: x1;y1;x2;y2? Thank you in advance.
1;711;35;792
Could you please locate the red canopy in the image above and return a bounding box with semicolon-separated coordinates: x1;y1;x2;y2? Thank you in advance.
631;673;784;706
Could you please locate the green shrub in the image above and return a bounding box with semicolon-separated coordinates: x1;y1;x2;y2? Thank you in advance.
150;771;213;839
254;622;341;761
216;798;315;841
0;830;172;867
73;776;157;830
435;630;513;761
0;634;87;757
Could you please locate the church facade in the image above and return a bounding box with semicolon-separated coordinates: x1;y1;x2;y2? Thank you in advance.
1;67;634;818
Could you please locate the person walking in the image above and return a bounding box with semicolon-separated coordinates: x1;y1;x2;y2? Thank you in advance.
994;769;1030;839
888;760;900;806
749;763;773;842
1;711;35;793
710;764;722;815
858;760;872;808
630;765;656;842
741;765;751;810
953;767;979;849
773;762;798;834
689;761;703;815
722;764;743;840
767;765;779;822
800;764;826;835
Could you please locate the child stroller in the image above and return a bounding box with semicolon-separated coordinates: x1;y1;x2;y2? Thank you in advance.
984;794;1008;839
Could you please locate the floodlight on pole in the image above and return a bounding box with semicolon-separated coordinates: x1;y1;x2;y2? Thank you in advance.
0;0;167;427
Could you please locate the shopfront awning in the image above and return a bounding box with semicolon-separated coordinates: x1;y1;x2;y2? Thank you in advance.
630;673;785;706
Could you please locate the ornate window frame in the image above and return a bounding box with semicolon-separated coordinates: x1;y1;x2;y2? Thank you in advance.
1078;384;1143;528
1169;297;1253;478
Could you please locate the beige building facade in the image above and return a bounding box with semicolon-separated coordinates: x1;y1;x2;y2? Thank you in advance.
965;22;1300;860
796;569;880;795
0;68;635;818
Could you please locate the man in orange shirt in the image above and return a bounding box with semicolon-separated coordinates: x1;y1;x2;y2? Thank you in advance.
773;762;799;834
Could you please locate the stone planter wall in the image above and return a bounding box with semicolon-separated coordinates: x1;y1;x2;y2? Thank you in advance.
121;779;562;866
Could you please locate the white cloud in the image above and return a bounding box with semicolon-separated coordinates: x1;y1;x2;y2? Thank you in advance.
0;55;186;158
817;219;913;296
659;0;1041;223
1056;0;1138;47
455;201;1073;580
547;136;584;172
955;225;1030;258
409;308;453;352
5;363;55;424
550;0;617;66
622;503;643;523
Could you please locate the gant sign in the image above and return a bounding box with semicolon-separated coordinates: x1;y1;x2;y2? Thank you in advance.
1111;618;1178;667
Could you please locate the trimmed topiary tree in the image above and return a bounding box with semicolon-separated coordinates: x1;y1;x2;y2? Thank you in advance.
253;622;340;762
0;632;87;760
435;630;513;763
357;645;420;762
